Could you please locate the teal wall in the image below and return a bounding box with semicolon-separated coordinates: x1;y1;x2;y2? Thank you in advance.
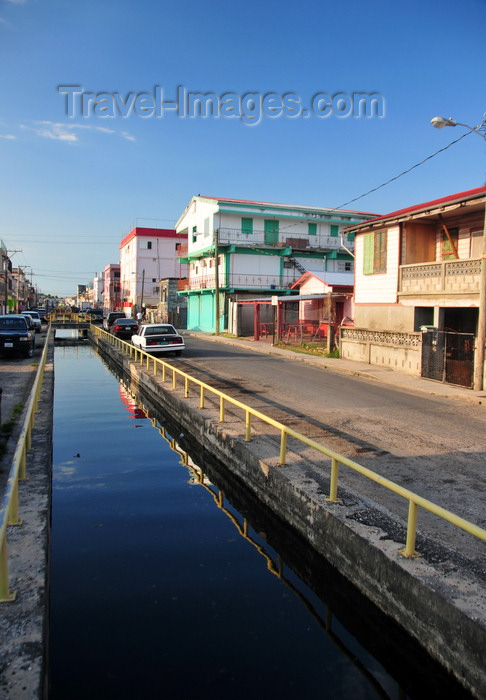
187;292;224;332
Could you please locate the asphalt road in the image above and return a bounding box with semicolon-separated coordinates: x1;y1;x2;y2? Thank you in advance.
171;336;486;569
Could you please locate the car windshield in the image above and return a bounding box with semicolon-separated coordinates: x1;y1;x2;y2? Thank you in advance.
145;326;177;336
0;318;27;330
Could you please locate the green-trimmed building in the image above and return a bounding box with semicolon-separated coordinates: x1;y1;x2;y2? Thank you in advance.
176;196;377;332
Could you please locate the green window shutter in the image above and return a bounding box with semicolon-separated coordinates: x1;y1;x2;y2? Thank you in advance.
374;230;387;273
363;233;373;274
241;217;253;235
330;224;339;237
347;232;355;242
308;222;317;235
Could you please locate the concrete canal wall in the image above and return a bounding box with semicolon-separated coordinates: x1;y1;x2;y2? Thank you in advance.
93;334;486;699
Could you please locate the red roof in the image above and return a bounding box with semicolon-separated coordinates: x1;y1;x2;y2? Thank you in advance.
120;227;186;249
352;185;486;228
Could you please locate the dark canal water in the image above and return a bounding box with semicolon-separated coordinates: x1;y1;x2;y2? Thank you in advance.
48;343;468;700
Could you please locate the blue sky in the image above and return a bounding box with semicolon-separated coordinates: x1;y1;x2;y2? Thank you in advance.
0;0;485;297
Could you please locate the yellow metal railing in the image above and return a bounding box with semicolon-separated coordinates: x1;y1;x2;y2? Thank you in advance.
92;325;486;557
0;327;51;602
47;311;88;324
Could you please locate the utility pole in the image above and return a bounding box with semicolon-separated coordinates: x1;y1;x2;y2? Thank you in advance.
214;229;220;335
141;269;145;313
474;203;486;390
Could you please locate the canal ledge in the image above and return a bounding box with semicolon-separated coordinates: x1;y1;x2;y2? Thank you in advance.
93;333;486;699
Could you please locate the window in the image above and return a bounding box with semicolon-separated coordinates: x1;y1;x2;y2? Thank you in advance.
204;217;210;235
330;224;339;237
308;222;317;236
441;227;458;260
363;230;387;274
141;241;152;250
471;229;483;258
192;226;197;243
242;217;253;235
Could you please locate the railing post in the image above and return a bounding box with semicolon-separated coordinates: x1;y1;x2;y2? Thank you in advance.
172;370;177;390
279;428;287;465
327;457;341;503
19;444;27;480
0;537;16;602
199;386;205;409
184;377;189;398
245;411;251;441
219;396;225;423
399;500;420;558
8;479;21;526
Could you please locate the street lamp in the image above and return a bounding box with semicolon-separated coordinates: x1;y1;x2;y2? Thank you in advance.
431;114;486;390
430;114;486;140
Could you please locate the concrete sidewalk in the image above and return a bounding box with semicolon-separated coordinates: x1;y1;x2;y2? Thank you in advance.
186;331;486;405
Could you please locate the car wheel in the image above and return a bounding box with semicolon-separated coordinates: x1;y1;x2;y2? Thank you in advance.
24;343;34;358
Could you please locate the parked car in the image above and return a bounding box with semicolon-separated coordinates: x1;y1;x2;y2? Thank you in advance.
36;307;48;324
0;315;35;358
109;318;139;340
104;311;127;331
131;323;185;356
21;310;42;333
85;308;103;324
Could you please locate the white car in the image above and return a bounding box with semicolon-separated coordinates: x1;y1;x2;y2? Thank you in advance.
21;311;42;332
131;323;185;356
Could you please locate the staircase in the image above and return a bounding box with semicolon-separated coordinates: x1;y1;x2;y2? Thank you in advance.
287;255;306;275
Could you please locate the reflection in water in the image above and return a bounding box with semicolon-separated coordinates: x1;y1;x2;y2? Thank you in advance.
116;383;404;700
150;406;391;699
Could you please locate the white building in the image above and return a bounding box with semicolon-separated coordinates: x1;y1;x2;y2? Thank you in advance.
119;226;187;316
176;195;376;332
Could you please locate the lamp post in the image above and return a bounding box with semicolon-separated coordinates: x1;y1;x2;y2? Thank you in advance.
431;114;486;390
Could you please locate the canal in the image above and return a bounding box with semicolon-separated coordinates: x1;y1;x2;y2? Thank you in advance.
48;343;470;699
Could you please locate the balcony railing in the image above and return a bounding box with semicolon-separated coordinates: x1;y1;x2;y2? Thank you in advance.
177;229;353;256
218;227;352;250
178;273;297;291
399;258;482;296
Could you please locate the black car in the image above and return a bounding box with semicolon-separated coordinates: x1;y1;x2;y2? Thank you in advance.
104;311;127;330
85;308;103;324
109;318;139;340
0;315;35;358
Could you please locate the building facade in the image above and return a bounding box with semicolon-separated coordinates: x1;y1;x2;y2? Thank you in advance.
103;264;122;312
176;196;376;332
119;227;187;316
341;186;486;388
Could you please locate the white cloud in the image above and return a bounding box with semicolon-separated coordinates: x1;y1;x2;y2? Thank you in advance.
0;133;16;139
121;131;136;142
19;120;136;144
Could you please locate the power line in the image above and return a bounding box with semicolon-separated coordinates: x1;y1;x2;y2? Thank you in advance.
281;129;478;232
331;130;475;212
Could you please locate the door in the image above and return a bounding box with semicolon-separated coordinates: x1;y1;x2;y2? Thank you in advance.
421;330;474;388
264;219;279;245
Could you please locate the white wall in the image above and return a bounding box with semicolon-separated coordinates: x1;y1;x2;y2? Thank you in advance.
354;225;400;305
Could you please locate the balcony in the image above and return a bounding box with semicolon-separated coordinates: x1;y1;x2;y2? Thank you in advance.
178;273;297;292
398;258;481;296
218;227;353;251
